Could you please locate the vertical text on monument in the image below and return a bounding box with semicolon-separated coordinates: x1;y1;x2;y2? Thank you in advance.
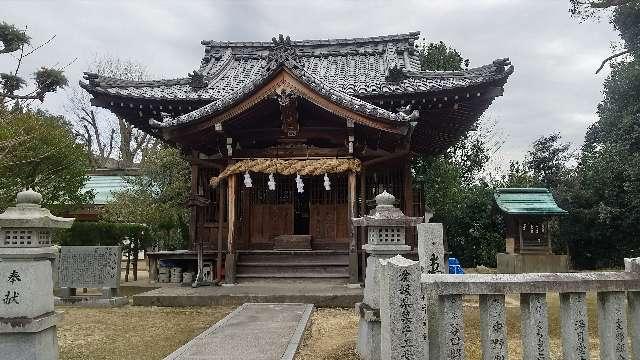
58;246;121;289
417;223;445;274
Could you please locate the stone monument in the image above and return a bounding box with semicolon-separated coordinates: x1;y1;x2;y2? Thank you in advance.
56;246;127;306
0;189;74;360
353;190;422;360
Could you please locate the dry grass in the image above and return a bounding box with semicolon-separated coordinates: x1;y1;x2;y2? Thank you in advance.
58;305;234;360
296;308;360;360
296;293;601;360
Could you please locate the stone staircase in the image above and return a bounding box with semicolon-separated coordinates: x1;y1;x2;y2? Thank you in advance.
235;250;350;280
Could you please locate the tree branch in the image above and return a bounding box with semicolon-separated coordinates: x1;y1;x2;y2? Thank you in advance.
23;34;56;57
596;50;631;74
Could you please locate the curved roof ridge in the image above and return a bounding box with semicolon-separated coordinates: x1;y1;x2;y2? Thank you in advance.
201;31;420;48
155;62;416;129
82;72;190;88
406;58;514;79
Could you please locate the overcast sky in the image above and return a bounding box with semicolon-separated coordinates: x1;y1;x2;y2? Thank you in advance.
2;0;619;165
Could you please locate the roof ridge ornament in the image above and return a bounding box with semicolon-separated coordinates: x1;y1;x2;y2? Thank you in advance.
188;71;208;89
385;65;406;83
265;34;300;71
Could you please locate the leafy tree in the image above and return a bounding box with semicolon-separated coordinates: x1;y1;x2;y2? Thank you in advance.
0;22;69;105
0;108;92;210
418;40;469;71
102;146;190;250
525;133;574;190
563;0;640;268
68;56;158;168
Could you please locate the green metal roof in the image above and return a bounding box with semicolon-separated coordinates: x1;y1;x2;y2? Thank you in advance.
494;188;567;215
82;175;133;205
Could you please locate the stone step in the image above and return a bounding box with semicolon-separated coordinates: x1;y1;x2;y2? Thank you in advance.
237;261;348;267
236;272;349;279
239;253;349;264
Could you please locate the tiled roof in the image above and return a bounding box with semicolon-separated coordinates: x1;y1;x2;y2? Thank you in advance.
82;175;133;205
494;188;568;215
81;32;513;102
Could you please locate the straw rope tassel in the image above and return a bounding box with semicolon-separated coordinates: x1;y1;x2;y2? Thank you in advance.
210;158;361;188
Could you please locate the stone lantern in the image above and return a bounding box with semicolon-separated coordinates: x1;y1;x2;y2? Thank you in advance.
0;189;74;360
352;190;422;360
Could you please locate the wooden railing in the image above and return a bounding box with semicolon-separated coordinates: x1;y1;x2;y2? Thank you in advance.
378;256;640;360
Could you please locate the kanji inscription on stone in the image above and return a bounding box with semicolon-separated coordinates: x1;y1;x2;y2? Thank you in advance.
417;223;446;274
58;246;121;289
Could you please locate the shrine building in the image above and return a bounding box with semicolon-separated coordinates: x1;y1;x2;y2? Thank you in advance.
81;32;513;283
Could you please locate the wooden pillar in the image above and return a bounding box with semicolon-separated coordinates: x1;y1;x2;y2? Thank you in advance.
348;171;358;283
216;180;225;283
403;160;415;249
225;174;237;284
403;160;413;216
359;169;367;282
189;155;199;250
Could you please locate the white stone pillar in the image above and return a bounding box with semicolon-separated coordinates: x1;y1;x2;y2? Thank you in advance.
417;222;446;274
559;292;590;360
439;294;465;360
479;294;507;360
379;255;426;360
520;293;549;360
597;291;628;359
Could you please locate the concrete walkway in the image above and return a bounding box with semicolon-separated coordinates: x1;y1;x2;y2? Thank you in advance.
133;279;362;307
164;303;314;360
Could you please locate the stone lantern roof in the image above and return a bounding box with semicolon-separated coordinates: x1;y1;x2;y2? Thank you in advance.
0;189;74;229
352;190;423;227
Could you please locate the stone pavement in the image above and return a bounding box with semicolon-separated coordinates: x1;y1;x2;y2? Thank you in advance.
163;303;314;360
133;279;362;307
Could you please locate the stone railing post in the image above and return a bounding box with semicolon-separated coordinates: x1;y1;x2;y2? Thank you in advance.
0;190;74;359
479;294;507;360
597;291;628;359
379;255;426;360
520;293;550;360
559;292;590;360
625;257;640;359
440;294;465;360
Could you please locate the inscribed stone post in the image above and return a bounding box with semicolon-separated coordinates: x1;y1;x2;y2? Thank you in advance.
559;292;590;360
379;255;426;360
520;293;549;360
479;294;508;360
597;291;628;359
439;294;465;360
417;222;446;275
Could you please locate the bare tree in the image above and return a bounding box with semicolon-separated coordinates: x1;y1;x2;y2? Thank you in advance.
67;56;158;168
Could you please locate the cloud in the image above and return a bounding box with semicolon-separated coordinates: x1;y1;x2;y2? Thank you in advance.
1;0;619;164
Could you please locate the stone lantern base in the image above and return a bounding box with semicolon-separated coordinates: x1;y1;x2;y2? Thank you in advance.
0;312;63;360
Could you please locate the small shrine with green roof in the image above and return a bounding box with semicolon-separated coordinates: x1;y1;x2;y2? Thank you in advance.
494;188;568;273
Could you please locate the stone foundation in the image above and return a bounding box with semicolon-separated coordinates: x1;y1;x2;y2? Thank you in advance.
497;253;568;273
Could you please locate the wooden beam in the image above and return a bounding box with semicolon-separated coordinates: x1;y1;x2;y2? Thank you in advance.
225;173;237;283
348;171;358;284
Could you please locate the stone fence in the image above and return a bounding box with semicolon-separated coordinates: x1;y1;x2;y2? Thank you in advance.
378;255;640;360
